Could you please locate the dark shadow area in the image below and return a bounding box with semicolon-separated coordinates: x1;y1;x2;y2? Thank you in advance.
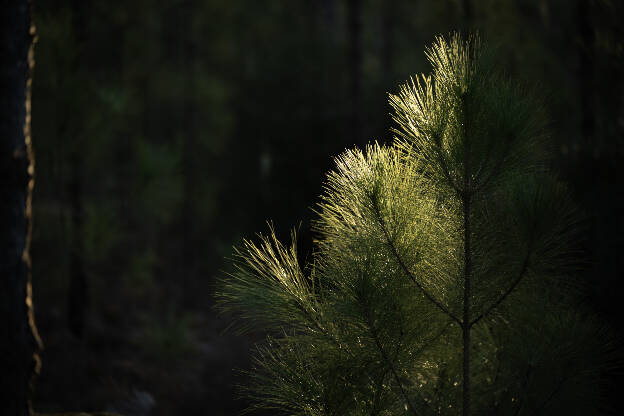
27;0;622;414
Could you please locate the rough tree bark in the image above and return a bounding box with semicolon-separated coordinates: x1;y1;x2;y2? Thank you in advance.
0;0;43;414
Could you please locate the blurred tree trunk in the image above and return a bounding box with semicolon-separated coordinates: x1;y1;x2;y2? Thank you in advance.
381;0;396;83
0;0;43;414
67;0;88;338
463;0;473;32
514;0;550;28
577;0;594;148
180;6;198;302
380;0;398;139
347;0;363;145
322;0;337;34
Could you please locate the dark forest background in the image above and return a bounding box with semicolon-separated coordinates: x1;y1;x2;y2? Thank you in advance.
30;0;622;414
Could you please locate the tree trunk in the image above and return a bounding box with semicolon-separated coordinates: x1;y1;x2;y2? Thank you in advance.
0;0;43;414
461;99;473;416
322;0;337;35
462;0;473;34
67;0;89;338
462;195;472;416
381;0;396;84
578;0;594;149
179;6;197;303
347;0;363;145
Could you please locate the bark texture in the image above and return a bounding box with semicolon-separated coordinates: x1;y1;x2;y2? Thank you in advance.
0;0;42;414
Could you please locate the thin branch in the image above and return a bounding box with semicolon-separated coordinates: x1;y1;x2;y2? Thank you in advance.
436;147;463;196
370;365;391;416
472;141;493;185
362;305;420;416
372;309;405;416
423;322;459;415
295;300;357;361
431;133;463;196
474;140;512;193
372;199;463;326
461;97;472;416
419;320;454;357
294;297;391;405
469;248;531;328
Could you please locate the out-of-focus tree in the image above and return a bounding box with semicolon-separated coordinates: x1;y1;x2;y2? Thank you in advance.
28;0;623;414
0;0;42;414
66;0;88;339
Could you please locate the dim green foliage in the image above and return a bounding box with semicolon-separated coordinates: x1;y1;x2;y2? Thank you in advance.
217;35;614;415
137;311;198;361
29;0;622;413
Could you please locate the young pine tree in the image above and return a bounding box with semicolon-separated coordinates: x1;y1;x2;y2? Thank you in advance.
216;34;613;416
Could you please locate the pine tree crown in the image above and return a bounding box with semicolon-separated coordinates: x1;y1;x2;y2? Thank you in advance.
215;33;615;416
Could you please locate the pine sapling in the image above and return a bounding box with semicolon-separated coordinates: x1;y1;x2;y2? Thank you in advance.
216;34;615;416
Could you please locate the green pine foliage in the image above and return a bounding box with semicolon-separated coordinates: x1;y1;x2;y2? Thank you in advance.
216;34;613;415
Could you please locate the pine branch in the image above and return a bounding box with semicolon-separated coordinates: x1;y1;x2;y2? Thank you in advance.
473;143;512;193
469;248;531;328
461;95;473;416
472;141;494;186
371;197;463;326
432;133;463;196
297;300;385;397
370;365;391;416
361;302;420;416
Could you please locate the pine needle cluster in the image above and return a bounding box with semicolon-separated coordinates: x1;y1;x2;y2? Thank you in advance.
216;34;614;415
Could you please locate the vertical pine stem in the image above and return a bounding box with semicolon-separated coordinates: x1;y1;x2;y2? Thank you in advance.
462;93;472;416
462;194;471;416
